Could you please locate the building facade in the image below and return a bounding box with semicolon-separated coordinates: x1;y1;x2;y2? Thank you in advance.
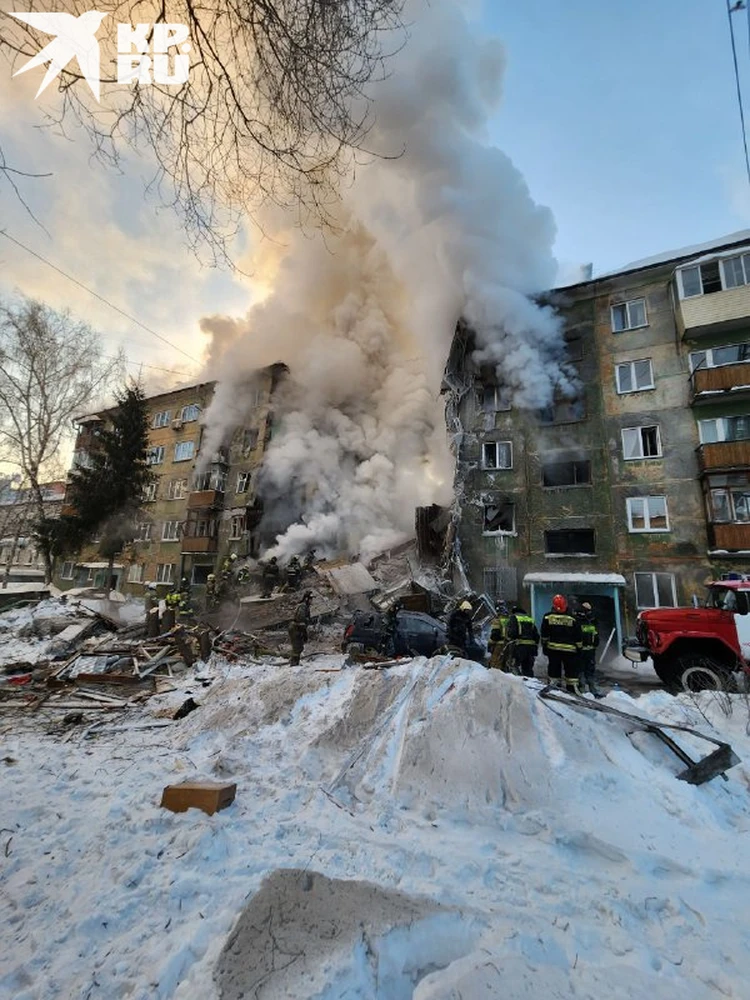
446;232;750;649
0;481;65;584
55;366;284;594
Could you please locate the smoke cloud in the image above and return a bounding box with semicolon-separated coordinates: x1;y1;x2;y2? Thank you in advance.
200;0;568;562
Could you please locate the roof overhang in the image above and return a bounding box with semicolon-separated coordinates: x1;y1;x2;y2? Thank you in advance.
523;572;626;587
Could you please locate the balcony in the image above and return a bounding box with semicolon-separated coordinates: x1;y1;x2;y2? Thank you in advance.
181;536;218;554
187;489;223;509
697;439;750;474
707;522;750;552
675;283;750;339
691;362;750;405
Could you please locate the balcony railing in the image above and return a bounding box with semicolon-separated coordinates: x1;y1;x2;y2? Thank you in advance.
707;522;750;551
181;536;218;554
674;281;750;339
691;361;750;404
697;439;750;473
187;489;223;509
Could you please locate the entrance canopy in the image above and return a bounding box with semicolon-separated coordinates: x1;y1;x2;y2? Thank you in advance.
523;572;626;587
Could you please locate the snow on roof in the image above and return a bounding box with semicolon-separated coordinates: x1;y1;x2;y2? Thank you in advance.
523;572;626;586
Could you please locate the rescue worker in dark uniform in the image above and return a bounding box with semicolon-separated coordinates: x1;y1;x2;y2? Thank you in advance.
506;604;540;677
540;594;583;692
288;590;313;665
285;556;301;590
446;600;474;657
576;602;601;696
261;556;280;598
488;600;510;670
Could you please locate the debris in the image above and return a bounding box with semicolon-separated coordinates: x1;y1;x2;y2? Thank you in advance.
172;697;200;720
160;780;236;816
63;711;85;726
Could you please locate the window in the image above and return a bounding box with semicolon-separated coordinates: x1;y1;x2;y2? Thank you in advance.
236;470;251;493
564;336;584;361
634;572;677;609
537;395;586;425
134;522;153;542
148;446;165;465
143;482;158;502
193;469;227;491
152;410;170;428
544;529;596;555
230;514;246;539
242;428;259;454
482;567;518;601
128;563;144;583
709;487;750;523
611;298;647;332
482;441;513;470
678;254;750;298
162;520;181;541
483;502;515;534
698;415;750;444
542;459;591;487
156;563;174;584
173;441;195;462
60;560;75;580
616;359;654;394
622;425;662;460
482;385;512;412
167;478;187;500
690;344;750;371
191;517;216;538
627;496;669;532
180;403;200;422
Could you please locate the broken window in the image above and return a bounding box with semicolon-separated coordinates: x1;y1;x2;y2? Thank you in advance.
482;441;513;470
482;385;512;412
611;298;647;332
678;259;724;297
483;502;515;534
538;396;586;425
147;446;165;465
236;470;251;493
565;336;584;361
622;425;662;460
627;496;669;532
544;529;596;555
162;520;181;541
542;459;591;487
634;572;677;609
242;428;259;454
616;359;654;394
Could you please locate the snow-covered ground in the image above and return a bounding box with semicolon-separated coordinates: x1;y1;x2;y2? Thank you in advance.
3;650;750;999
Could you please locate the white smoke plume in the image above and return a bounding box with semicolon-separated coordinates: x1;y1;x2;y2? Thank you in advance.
200;0;569;563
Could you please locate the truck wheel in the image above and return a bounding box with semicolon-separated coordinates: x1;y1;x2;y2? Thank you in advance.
651;657;682;694
677;655;737;693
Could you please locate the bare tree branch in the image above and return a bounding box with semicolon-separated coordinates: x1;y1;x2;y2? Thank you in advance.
0;0;407;262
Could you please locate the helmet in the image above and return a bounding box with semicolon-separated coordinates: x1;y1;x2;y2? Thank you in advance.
581;602;592;612
207;573;215;581
551;594;567;613
230;553;238;561
459;600;473;612
495;600;509;614
270;556;277;564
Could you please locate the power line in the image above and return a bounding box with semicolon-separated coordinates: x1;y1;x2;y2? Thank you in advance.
727;0;750;189
0;229;203;365
103;354;193;377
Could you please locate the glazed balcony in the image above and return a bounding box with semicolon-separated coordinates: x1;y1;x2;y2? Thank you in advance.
691;361;750;405
675;283;750;339
707;522;750;551
187;489;223;509
697;439;750;474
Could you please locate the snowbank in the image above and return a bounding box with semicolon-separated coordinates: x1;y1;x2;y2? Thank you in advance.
2;655;750;998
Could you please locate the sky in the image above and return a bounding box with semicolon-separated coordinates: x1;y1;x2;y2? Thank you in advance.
0;0;749;386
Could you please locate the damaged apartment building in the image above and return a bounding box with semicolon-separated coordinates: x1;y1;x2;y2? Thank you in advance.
444;231;750;650
55;365;286;593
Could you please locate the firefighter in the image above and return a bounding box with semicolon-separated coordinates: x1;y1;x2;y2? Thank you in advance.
288;590;313;665
205;573;219;608
541;594;583;692
506;604;539;677
488;600;510;670
303;549;316;572
261;556;280;598
446;600;474;657
576;602;601;696
285;555;302;591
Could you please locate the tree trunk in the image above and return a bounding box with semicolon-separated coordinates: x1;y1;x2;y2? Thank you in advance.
28;476;53;585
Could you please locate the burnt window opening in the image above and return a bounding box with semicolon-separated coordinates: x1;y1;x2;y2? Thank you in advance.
542;459;591;487
544;529;596;555
538;396;586;425
483;502;515;534
482;384;512;413
565;336;584;361
482;441;513;470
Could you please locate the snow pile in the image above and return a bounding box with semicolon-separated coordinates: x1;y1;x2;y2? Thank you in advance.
3;656;750;999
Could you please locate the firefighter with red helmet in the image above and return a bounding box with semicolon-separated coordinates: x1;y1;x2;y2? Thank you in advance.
540;594;583;692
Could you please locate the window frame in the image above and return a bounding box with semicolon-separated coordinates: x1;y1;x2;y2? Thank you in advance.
156;563;174;584
134;521;153;542
236;470;251;493
482;501;516;536
611;297;648;333
541;458;592;488
229;514;246;540
167;478;187;501
60;560;75;580
677;252;750;299
481;440;513;470
173;440;195;463
698;415;750;444
626;495;670;533
543;528;596;556
689;344;750;372
143;482;158;502
147;445;165;465
634;572;677;610
180;403;200;422
161;520;181;541
621;424;662;460
709;486;750;523
152;410;170;429
615;359;655;395
128;563;144;583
